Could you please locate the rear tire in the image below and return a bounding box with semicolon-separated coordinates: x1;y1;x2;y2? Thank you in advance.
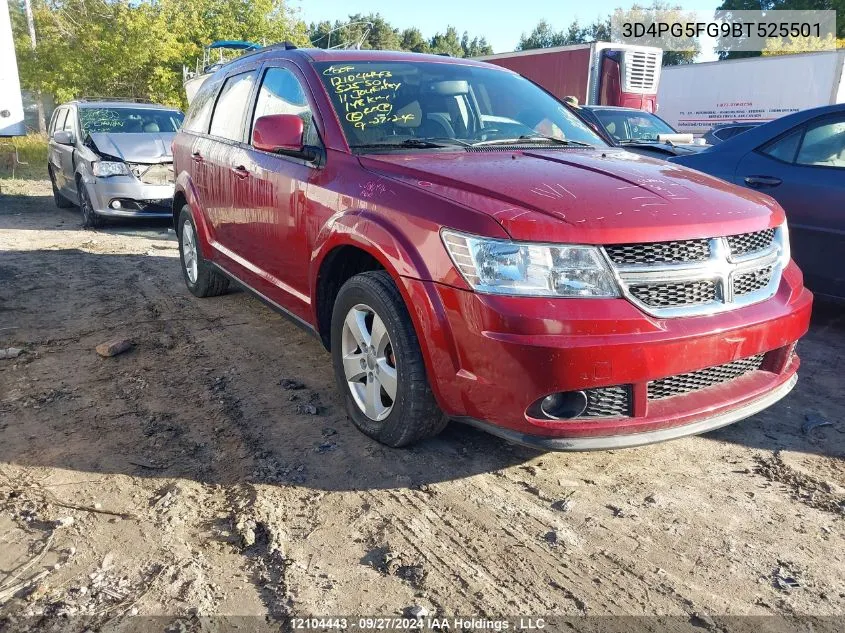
177;205;229;298
49;167;73;208
331;270;447;447
78;178;102;228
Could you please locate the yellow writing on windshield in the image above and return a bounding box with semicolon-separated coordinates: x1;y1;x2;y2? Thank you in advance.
324;66;415;130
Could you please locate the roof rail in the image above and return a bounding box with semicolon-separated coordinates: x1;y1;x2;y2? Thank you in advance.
77;97;158;104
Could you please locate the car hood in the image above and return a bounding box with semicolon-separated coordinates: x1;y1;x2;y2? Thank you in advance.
88;132;175;164
359;148;784;244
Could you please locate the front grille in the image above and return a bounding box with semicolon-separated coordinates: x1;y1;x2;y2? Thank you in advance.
648;354;765;400
733;265;774;296
605;239;710;265
727;229;775;257
605;227;783;317
629;280;716;308
582;386;631;418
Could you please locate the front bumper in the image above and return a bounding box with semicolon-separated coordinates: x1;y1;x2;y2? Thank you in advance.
401;261;812;449
85;175;174;219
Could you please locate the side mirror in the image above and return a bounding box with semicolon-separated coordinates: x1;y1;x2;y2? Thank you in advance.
54;130;75;146
252;114;304;154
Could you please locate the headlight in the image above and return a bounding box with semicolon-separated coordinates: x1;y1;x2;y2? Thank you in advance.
92;161;130;177
778;222;790;267
441;230;620;297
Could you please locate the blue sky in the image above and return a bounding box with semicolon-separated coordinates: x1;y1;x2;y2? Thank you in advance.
292;0;722;55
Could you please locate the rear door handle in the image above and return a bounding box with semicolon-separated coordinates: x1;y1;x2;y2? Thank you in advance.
191;151;204;163
744;175;782;188
231;165;250;179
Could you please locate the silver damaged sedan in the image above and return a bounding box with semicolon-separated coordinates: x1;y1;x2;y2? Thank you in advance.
47;100;184;227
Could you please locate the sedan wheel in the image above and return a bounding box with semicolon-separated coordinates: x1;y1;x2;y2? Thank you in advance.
341;303;398;421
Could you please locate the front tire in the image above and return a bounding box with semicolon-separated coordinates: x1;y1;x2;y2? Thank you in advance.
331;271;447;447
78;178;102;228
177;206;229;298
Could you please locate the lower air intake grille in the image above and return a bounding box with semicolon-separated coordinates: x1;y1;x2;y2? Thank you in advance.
582;386;631;418
648;354;765;400
629;280;717;308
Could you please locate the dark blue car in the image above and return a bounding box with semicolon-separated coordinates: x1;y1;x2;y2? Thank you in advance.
669;104;845;299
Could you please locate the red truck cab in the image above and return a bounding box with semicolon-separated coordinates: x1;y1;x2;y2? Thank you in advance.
172;47;811;450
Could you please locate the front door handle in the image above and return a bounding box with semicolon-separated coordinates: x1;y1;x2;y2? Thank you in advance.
231;165;250;179
744;175;782;188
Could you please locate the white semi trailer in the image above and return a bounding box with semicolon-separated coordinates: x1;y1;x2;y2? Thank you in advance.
1;0;26;136
658;50;845;135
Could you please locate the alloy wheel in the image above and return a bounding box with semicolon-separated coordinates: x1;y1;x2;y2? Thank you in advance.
341;303;398;421
181;220;199;284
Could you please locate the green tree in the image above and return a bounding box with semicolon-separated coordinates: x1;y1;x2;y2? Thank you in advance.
400;27;429;53
517;3;697;65
716;0;844;59
12;0;308;109
616;2;699;64
460;32;493;57
429;26;464;57
516;19;568;49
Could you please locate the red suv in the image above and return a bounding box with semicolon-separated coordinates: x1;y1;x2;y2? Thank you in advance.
172;47;812;450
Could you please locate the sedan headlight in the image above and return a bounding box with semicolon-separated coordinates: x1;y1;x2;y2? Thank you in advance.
441;230;620;297
92;161;130;177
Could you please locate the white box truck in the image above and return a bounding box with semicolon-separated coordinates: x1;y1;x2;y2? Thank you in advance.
658;50;845;135
1;0;26;136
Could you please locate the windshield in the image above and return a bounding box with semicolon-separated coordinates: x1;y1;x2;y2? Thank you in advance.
313;61;606;150
79;107;184;135
591;109;676;143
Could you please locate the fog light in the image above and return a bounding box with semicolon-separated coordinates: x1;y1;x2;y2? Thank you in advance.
540;391;588;420
110;200;122;209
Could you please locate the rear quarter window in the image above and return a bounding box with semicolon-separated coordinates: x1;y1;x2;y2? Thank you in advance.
183;80;221;135
209;71;257;142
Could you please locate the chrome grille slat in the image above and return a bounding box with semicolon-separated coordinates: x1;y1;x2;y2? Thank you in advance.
581;386;631;418
733;265;774;296
605;239;710;265
604;227;786;318
648;354;765;400
728;229;775;257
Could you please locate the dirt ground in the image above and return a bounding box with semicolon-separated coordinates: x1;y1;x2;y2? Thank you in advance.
1;179;844;630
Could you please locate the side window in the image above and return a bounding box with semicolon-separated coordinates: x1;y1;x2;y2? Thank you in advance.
760;128;802;163
251;67;320;147
795;116;845;168
209;71;257;142
183;80;219;134
52;109;67;136
62;108;76;133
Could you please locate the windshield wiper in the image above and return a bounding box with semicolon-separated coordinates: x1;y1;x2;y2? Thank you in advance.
618;139;660;145
350;138;471;150
472;135;593;148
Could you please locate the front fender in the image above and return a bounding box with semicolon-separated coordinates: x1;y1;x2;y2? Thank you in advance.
174;173;214;257
311;210;464;384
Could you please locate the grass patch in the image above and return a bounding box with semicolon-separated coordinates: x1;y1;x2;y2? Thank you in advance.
0;134;49;181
